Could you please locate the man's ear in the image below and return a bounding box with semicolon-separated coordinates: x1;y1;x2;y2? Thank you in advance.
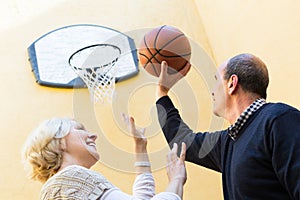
227;74;238;95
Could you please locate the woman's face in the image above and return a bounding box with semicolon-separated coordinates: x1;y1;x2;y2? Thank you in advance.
63;120;99;168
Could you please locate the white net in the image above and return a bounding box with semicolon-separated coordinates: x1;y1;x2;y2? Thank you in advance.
69;44;121;103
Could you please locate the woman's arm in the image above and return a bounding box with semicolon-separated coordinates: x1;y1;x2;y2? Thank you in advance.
128;116;151;174
116;114;187;200
164;143;186;198
122;114;155;199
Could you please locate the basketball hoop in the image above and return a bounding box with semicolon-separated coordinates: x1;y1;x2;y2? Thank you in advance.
69;44;121;103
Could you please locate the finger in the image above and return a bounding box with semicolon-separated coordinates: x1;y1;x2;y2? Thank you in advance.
172;142;178;152
136;127;146;139
180;62;191;76
160;61;168;78
167;143;177;163
179;142;186;163
129;116;136;135
121;112;126;121
171;143;178;161
173;62;190;81
121;113;129;125
140;127;146;135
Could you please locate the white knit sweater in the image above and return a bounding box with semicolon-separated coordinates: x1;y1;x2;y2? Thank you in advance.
40;165;181;200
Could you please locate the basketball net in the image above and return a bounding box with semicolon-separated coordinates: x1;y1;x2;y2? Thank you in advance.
69;44;121;103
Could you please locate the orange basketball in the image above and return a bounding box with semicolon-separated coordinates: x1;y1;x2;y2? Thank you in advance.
138;25;191;77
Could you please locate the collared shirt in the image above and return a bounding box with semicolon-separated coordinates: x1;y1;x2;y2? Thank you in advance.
228;98;266;140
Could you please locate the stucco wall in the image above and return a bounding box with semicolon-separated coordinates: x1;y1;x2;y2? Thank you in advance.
195;0;300;108
0;0;222;199
2;0;299;199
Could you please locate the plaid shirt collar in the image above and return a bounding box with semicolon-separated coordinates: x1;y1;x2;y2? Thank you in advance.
228;98;266;140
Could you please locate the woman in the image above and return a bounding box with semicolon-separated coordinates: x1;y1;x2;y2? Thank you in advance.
22;115;187;199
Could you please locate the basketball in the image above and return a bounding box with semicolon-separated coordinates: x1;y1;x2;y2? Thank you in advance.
138;25;191;77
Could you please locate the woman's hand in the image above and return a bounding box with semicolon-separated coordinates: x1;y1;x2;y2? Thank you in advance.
164;142;187;198
166;142;187;185
122;113;151;174
122;113;147;153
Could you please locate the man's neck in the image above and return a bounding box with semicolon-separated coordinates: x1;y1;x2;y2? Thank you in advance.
226;95;259;124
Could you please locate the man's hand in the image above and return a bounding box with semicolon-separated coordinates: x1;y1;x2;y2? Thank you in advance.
157;61;191;99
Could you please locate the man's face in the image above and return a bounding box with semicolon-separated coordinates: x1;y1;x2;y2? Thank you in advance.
212;61;228;118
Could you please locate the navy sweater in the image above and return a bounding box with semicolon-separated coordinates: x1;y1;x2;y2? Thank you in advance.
156;96;300;199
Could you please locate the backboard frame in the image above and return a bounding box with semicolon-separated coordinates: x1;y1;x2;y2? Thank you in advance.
28;24;139;88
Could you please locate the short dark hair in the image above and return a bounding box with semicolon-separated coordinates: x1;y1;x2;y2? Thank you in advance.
224;53;269;99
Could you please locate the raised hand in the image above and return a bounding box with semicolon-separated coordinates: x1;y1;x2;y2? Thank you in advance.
166;142;187;184
157;61;191;98
164;142;187;198
122;113;147;149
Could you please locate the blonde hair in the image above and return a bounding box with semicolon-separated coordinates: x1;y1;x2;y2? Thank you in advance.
22;118;72;183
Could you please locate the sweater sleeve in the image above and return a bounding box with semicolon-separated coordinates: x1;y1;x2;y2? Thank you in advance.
132;173;182;200
151;192;181;200
269;109;300;199
156;96;223;172
101;173;155;200
132;173;156;199
102;173;180;200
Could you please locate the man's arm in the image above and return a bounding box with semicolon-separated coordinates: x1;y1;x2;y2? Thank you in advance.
156;95;222;172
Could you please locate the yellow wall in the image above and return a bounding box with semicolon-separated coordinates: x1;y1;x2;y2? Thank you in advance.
1;0;299;199
195;0;300;108
0;0;221;199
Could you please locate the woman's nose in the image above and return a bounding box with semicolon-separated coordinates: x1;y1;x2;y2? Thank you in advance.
89;133;97;141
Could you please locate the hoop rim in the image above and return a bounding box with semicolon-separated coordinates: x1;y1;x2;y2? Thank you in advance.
68;43;121;70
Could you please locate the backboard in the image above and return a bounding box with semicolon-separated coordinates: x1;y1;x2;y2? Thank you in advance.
28;24;139;88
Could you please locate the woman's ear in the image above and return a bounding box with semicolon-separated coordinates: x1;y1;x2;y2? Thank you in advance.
59;138;66;152
227;74;238;95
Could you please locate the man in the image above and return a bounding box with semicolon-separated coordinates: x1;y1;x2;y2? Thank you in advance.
156;54;300;199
